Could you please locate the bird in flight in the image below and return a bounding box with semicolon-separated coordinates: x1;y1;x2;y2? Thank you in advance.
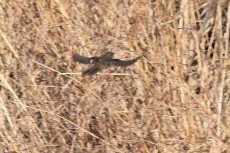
73;52;141;75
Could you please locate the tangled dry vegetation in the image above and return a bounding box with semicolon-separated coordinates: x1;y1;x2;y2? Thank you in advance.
0;0;230;152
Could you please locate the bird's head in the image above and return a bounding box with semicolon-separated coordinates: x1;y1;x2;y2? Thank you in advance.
102;52;114;60
106;52;114;57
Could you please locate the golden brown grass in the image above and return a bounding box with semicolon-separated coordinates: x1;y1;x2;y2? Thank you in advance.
0;0;230;152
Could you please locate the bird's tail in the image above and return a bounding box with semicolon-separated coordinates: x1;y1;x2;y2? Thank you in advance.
83;67;100;75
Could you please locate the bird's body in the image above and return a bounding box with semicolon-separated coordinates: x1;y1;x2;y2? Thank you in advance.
73;52;141;75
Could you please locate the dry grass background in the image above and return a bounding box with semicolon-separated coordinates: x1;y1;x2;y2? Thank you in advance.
0;0;230;152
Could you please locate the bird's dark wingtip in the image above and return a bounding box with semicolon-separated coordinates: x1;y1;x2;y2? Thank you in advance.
137;56;142;60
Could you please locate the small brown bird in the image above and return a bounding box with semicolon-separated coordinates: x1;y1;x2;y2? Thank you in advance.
73;52;141;75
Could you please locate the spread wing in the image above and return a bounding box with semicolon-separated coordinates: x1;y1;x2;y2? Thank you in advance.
83;66;101;75
73;53;99;64
109;56;141;67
